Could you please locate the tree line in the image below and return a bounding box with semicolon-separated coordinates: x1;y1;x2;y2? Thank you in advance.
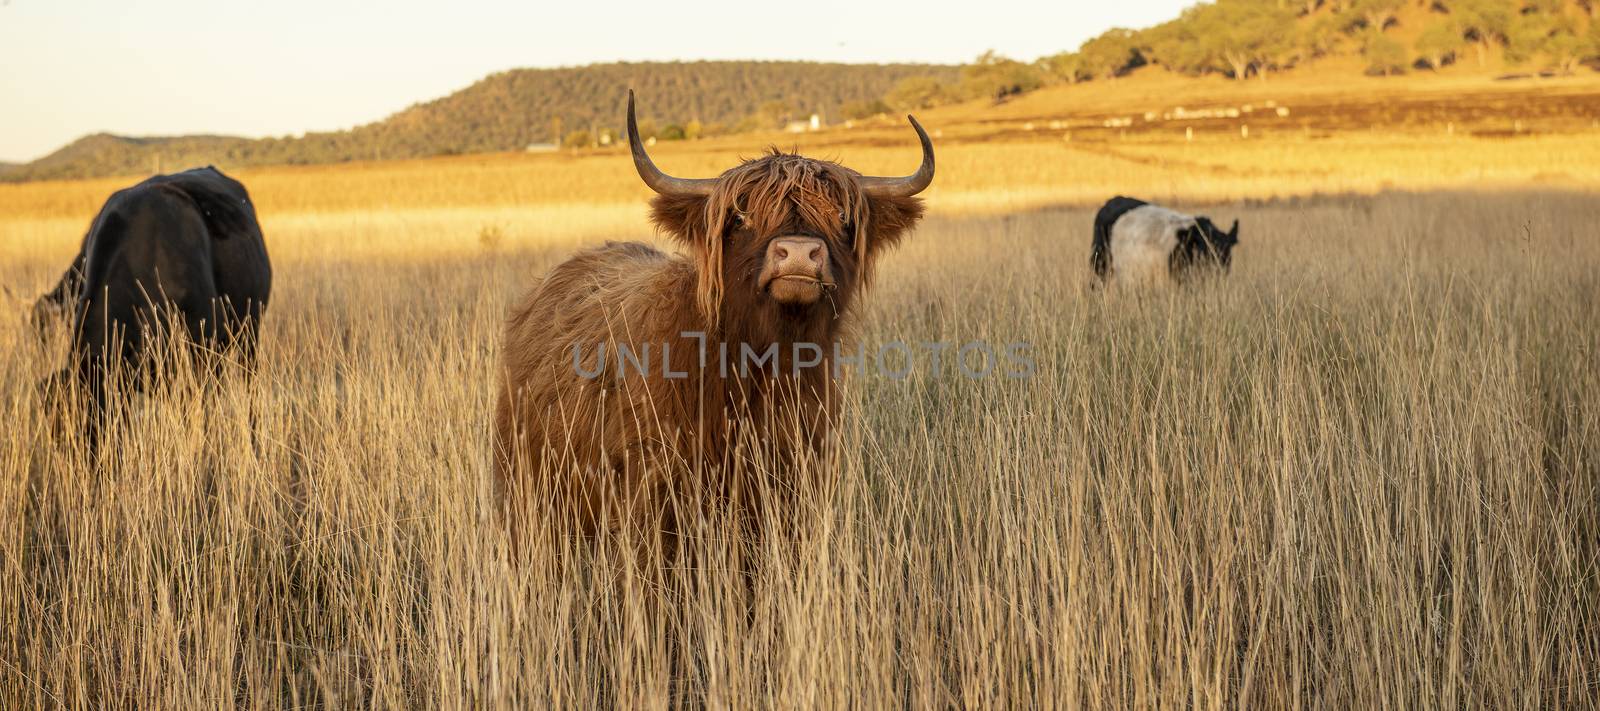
867;0;1598;115
1050;0;1593;87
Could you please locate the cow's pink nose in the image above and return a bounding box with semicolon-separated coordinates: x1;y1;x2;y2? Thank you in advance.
769;237;827;272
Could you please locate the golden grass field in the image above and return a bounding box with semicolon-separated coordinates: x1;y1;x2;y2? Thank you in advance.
2;74;1599;707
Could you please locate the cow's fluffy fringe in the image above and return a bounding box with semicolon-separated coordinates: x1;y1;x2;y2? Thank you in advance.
652;150;877;330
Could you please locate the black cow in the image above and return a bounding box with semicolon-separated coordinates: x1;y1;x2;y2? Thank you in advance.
35;166;271;408
1091;196;1238;286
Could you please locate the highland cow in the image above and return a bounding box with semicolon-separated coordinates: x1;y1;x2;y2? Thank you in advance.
494;91;933;544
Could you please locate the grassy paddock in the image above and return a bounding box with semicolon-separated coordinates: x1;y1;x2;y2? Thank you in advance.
5;109;1600;225
2;188;1597;707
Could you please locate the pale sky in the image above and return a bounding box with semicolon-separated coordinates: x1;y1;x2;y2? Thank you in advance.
0;0;1191;163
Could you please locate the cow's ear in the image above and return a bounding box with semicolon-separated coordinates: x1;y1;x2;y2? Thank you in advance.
649;193;710;248
650;192;726;328
1229;219;1239;241
864;194;926;255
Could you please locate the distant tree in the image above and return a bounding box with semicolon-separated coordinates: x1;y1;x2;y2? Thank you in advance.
634;119;659;142
885;76;950;111
1187;0;1300;80
1416;19;1465;69
561;129;593;149
1297;14;1351;59
1506;13;1555;65
957;50;1045;100
1351;0;1404;31
1037;51;1087;84
1590;18;1600;63
658;124;687;141
684;119;703;140
1079;28;1143;80
1546;22;1595;74
1325;0;1399;34
1141;13;1236;75
1133;20;1188;71
1509;12;1595;73
1443;0;1512;66
756;100;793;129
840;99;892;120
1363;29;1409;74
731;115;769;133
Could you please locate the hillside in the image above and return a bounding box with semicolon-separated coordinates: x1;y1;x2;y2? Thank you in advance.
9;0;1597;184
1050;0;1598;84
3;61;958;183
361;61;960;154
11;134;256;185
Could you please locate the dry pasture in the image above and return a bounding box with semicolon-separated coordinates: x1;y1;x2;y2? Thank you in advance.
1;177;1598;706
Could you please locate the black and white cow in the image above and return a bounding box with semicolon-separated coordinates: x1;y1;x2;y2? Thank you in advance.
1091;196;1238;285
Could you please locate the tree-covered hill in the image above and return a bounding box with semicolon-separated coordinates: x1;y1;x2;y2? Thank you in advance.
5;61;958;183
887;1;1598;125
364;61;960;155
11;134;254;185
1047;0;1599;85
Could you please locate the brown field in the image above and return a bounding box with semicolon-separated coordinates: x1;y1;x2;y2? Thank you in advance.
3;74;1600;707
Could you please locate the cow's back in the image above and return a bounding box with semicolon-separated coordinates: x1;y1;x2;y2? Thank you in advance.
70;167;271;386
141;167;271;322
494;241;702;535
1100;202;1195;286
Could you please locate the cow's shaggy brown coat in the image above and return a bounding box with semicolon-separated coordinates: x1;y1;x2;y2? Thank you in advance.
495;109;930;545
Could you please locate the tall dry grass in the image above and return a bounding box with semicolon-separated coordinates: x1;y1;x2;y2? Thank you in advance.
2;188;1597;707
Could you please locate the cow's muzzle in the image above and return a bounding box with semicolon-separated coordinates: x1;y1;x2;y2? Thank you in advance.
760;236;833;305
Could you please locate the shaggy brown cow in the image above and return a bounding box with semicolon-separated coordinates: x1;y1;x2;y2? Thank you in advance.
494;91;933;544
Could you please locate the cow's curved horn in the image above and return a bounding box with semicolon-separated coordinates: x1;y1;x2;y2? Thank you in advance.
859;115;935;198
627;91;716;196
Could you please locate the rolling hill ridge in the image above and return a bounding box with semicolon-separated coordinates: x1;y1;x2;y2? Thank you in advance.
5;61;958;183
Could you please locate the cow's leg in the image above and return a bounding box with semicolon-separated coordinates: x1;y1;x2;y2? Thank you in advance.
233;299;263;371
609;446;703;702
206;295;266;375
